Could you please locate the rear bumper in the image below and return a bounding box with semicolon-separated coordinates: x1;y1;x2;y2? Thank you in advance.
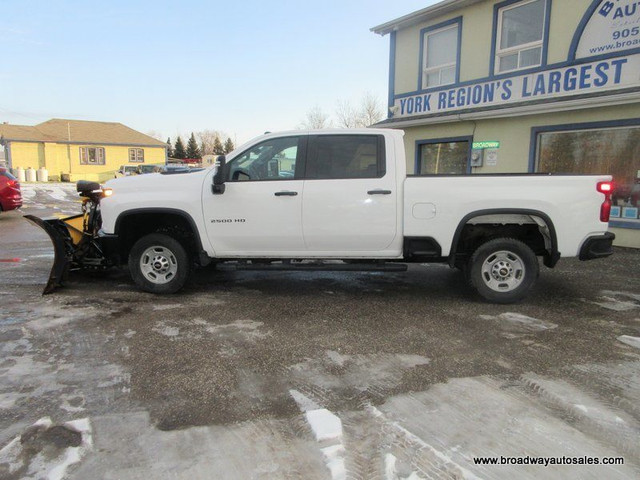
579;232;615;261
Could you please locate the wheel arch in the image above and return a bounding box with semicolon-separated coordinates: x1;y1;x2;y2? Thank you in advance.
449;208;559;268
113;208;207;264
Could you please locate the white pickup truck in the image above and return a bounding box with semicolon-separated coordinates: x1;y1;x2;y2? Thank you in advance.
28;129;615;303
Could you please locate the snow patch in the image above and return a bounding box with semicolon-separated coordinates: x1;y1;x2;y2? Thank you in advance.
385;453;426;480
290;390;346;480
587;291;640;311
152;322;180;338
479;312;557;333
0;436;23;475
45;187;73;203
290;352;430;393
152;304;183;311
326;350;347;366
574;404;589;413
368;406;482;480
206;319;270;340
289;389;321;411
320;444;346;480
617;335;640;350
305;409;343;442
0;417;92;480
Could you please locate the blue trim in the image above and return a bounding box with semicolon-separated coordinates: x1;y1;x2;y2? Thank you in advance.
528;117;640;173
414;136;474;175
489;0;552;77
417;17;463;91
568;0;602;61
388;31;396;117
542;0;552;67
609;220;640;230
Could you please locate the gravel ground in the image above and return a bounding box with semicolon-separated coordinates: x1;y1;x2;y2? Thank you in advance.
0;183;639;479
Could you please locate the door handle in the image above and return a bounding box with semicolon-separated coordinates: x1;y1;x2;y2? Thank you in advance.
367;189;392;195
274;191;298;196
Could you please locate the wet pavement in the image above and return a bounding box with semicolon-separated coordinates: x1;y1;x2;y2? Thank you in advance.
0;183;639;479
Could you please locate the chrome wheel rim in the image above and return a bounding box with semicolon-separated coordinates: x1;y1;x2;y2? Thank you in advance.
140;246;178;284
480;250;525;292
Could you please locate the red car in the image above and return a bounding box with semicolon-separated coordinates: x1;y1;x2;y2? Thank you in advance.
0;167;22;212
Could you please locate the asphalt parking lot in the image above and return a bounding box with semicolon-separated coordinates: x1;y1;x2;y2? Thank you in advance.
1;183;639;479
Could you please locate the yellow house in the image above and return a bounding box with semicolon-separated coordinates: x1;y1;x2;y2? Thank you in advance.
0;119;167;182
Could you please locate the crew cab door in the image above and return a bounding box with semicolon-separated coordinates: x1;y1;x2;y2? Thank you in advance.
302;134;397;252
202;135;307;255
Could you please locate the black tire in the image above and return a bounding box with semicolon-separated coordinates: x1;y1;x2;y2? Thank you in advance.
468;237;539;304
128;233;191;294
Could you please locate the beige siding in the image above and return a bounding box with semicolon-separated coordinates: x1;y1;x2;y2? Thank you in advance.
392;0;595;97
403;103;640;175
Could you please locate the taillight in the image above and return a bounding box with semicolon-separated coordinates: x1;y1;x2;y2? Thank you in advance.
597;181;613;194
597;181;613;222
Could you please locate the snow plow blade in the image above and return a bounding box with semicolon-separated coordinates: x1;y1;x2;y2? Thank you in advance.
24;214;79;295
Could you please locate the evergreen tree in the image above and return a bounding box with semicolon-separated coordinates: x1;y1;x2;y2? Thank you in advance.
186;132;201;159
166;137;174;158
213;135;225;155
223;137;235;154
173;136;187;159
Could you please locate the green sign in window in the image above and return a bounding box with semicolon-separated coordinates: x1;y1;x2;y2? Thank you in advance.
472;141;500;149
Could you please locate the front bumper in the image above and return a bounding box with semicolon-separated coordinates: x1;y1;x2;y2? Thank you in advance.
2;194;22;210
579;232;615;260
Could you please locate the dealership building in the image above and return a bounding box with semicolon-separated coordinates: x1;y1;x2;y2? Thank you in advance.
372;0;640;247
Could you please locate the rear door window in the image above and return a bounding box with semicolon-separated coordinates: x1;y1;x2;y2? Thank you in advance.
305;135;385;180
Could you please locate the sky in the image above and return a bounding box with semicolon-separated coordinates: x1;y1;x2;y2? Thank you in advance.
2;0;437;146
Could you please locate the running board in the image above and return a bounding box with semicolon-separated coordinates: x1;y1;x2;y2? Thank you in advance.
219;261;408;273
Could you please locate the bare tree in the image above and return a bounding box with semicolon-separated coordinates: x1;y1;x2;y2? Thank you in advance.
196;130;223;156
146;130;164;141
359;92;384;127
335;93;384;129
335;100;359;128
298;106;331;130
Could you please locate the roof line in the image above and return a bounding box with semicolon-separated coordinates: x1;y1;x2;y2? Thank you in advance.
371;0;484;35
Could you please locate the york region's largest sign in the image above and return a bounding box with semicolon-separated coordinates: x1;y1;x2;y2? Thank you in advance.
392;0;640;118
393;55;639;117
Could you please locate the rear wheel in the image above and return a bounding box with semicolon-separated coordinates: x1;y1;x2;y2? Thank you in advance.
468;238;538;304
129;233;190;294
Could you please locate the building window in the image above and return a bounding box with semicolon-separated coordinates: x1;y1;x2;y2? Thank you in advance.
535;124;640;224
79;147;105;165
416;138;471;175
421;19;460;89
129;148;144;163
495;0;547;74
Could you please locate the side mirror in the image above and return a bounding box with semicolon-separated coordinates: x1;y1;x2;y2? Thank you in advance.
212;156;226;194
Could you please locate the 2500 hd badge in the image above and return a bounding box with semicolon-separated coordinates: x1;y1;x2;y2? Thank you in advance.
211;218;246;223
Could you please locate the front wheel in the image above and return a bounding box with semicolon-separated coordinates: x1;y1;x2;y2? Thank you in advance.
129;233;191;294
468;238;539;304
